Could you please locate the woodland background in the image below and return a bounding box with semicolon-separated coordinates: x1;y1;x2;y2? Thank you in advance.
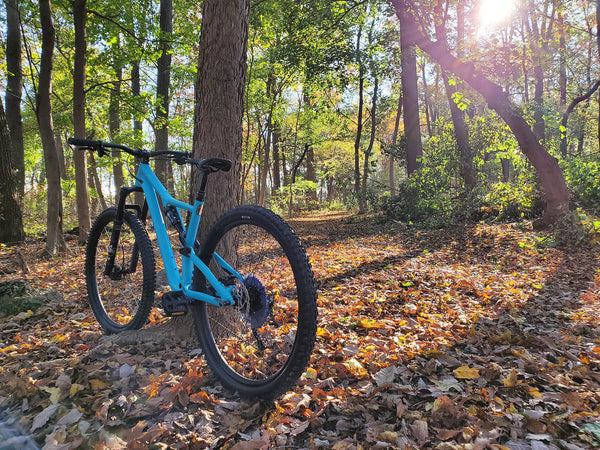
2;0;600;247
2;0;600;448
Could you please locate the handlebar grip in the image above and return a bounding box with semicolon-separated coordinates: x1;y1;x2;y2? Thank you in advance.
67;137;102;147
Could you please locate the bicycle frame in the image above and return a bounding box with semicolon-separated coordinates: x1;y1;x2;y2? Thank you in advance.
115;161;240;307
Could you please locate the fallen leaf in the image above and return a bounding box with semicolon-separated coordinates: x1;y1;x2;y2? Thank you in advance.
31;403;59;432
453;366;480;379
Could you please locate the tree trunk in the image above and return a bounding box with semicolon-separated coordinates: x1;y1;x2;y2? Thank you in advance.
391;0;569;227
154;0;173;188
5;0;24;198
398;0;422;175
390;93;402;196
434;2;475;192
353;25;364;203
306;145;317;203
0;97;25;244
558;10;567;107
188;0;250;335
442;73;475;191
72;0;91;244
88;152;107;213
38;0;66;255
271;125;281;195
360;76;378;214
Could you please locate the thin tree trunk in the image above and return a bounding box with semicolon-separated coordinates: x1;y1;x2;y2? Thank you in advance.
272;125;281;195
306;145;317;202
0;97;25;244
72;0;90;244
360;76;378;214
89;152;107;211
353;25;364;201
421;62;432;137
390;93;402;196
558;10;567;107
5;0;24;198
154;0;173;188
38;0;66;255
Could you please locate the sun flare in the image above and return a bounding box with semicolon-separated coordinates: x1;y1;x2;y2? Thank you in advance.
478;0;515;27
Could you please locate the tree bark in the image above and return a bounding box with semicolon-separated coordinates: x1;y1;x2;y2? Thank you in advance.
0;97;25;244
391;0;569;227
398;0;423;175
38;0;66;255
72;0;91;244
5;0;24;198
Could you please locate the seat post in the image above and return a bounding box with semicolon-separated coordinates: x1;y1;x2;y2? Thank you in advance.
195;170;210;203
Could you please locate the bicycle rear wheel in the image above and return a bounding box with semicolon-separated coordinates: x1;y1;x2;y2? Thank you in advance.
85;207;156;333
193;205;317;399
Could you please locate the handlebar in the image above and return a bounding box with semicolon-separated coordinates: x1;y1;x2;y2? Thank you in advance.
67;137;231;173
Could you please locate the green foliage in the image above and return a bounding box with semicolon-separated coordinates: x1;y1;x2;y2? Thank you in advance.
483;180;542;221
563;158;600;213
268;178;318;216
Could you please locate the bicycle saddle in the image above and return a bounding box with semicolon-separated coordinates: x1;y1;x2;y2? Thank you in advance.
191;157;232;173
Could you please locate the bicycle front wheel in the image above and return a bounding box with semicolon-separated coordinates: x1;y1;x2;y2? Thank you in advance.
85;207;156;333
193;205;317;399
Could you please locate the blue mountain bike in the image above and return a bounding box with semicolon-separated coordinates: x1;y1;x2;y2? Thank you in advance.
68;138;318;399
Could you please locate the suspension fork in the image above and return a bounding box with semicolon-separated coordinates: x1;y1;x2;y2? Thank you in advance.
105;186;146;277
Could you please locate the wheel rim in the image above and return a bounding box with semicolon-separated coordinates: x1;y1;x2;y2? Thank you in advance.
204;222;301;383
92;217;146;327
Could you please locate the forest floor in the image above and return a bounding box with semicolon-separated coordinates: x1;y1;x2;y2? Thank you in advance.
0;211;600;449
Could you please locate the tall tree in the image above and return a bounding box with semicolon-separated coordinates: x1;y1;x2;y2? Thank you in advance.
434;1;475;191
353;24;365;205
0;97;25;244
38;0;66;255
5;0;24;197
398;0;423;175
72;0;91;244
525;0;556;143
154;0;173;187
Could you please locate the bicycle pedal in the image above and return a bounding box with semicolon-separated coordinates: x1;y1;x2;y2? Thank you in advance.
161;291;190;317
